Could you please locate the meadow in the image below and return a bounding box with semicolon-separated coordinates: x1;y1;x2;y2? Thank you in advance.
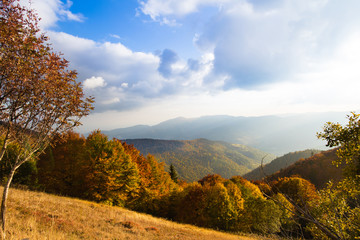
3;186;274;240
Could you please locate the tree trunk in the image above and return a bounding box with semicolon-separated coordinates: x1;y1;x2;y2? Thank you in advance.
0;166;18;239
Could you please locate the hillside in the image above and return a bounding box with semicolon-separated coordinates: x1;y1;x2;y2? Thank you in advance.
122;138;275;182
265;148;344;189
243;149;322;181
103;112;349;155
4;187;263;240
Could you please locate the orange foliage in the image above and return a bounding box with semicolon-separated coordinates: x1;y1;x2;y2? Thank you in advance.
38;131;177;209
271;176;319;207
37;131;87;197
198;174;225;186
266;149;343;189
121;141;176;195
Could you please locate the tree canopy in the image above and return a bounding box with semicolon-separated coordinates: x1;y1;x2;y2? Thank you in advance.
317;112;360;178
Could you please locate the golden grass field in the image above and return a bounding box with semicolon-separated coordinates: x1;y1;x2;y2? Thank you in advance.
2;187;276;240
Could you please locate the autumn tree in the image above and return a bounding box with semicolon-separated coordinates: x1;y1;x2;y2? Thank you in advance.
202;182;243;230
36;131;87;196
175;182;208;226
198;174;225;186
317;112;360;179
229;176;282;233
130;154;178;214
311;112;360;239
272;193;297;235
173;175;245;231
307;180;360;239
271;177;319;208
257;113;360;239
267;169;356;239
36;136;178;213
84;131;140;206
0;0;93;237
230;176;264;199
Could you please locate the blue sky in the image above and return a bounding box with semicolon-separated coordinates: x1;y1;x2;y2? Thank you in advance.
20;0;360;132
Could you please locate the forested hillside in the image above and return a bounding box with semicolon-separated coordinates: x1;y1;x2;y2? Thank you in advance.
265;148;343;189
0;131;177;209
1;128;358;239
0;131;307;236
243;149;321;181
123;138;275;182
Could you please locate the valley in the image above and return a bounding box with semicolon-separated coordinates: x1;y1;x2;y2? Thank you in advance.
123;138;275;182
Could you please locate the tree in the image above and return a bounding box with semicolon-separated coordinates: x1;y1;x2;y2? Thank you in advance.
311;112;360;239
36;131;88;196
198;174;225;186
202;182;243;230
0;0;93;237
229;176;282;234
270;177;320;238
307;180;360;239
317;112;360;179
84;131;140;206
238;196;282;234
271;177;319;208
169;164;178;183
230;176;264;199
116;154;141;205
262;113;360;240
175;182;208;226
120;144;178;214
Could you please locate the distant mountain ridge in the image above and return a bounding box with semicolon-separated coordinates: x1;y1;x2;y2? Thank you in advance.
104;112;350;155
122;138;275;182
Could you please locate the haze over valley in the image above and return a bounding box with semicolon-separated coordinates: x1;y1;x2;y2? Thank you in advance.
104;111;349;155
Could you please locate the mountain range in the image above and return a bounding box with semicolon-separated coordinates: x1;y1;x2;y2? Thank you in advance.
104;111;350;155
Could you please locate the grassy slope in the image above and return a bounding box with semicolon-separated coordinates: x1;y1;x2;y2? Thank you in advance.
4;187;271;240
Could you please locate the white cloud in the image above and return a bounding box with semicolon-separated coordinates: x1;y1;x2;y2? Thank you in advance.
20;0;84;29
47;31;159;83
140;0;231;25
193;0;333;88
140;0;231;18
59;8;84;22
109;34;122;39
140;0;360;90
83;76;107;89
47;31;215;113
102;97;120;105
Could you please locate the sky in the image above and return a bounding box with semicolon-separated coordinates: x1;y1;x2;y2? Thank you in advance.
19;0;360;132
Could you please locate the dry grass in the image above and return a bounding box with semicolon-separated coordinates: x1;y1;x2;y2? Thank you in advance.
2;187;274;240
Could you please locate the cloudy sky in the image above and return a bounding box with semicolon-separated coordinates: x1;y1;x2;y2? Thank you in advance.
21;0;360;132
